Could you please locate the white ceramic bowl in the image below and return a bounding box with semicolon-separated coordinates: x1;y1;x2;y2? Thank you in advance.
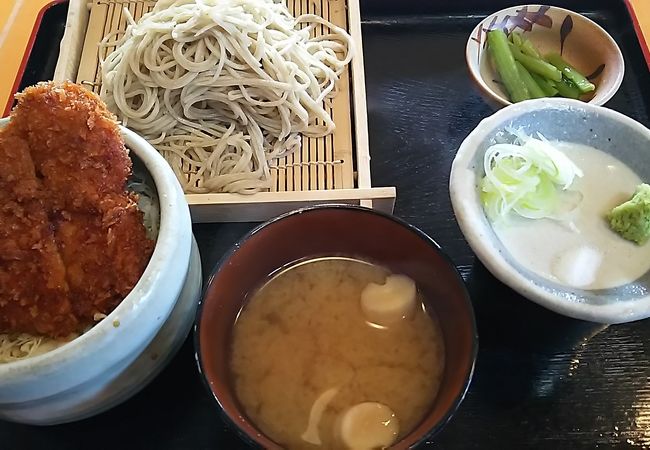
450;97;650;324
0;120;202;424
466;5;625;107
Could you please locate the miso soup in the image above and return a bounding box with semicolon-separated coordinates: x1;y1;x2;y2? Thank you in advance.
230;257;445;449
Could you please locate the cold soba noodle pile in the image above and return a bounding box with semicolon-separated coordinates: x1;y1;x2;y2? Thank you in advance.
100;0;353;193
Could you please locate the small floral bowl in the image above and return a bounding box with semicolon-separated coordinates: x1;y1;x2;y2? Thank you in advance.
466;5;624;107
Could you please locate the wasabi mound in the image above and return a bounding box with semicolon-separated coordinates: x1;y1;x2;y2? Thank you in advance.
608;183;650;245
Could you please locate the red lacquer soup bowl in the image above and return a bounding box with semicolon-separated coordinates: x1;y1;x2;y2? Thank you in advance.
195;205;478;449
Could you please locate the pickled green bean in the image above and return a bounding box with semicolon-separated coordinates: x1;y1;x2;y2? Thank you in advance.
508;43;562;82
554;77;581;99
546;53;596;94
530;72;559;97
487;30;530;102
520;39;541;59
516;62;546;99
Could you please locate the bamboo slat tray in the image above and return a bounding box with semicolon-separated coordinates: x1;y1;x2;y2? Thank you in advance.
54;0;396;222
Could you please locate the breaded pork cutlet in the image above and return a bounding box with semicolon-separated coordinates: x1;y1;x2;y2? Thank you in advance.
0;82;154;336
10;82;132;212
14;82;154;326
0;129;78;337
55;193;153;322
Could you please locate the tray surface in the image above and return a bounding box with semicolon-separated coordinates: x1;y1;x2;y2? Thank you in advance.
2;0;650;448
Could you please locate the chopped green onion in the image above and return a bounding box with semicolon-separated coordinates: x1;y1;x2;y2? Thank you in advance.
480;129;584;221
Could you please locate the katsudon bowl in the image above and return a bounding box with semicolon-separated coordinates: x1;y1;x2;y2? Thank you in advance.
0;118;202;425
196;205;477;449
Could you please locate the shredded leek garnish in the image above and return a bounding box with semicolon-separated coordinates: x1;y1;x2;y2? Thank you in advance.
480;129;583;221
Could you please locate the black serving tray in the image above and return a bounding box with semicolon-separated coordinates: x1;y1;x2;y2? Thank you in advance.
2;1;650;449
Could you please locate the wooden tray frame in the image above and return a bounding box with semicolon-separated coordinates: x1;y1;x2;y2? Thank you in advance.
53;0;396;222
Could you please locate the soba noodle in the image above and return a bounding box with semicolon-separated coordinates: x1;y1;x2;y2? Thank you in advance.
100;0;353;194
